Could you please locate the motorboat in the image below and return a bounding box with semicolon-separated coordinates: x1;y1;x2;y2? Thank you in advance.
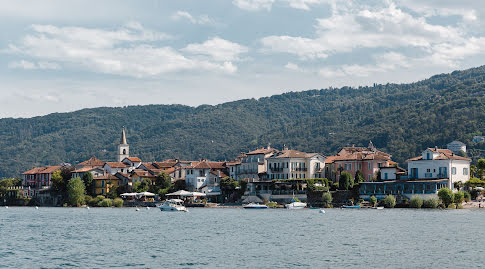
285;201;307;209
371;206;384;210
159;199;188;212
342;204;361;208
243;203;268;209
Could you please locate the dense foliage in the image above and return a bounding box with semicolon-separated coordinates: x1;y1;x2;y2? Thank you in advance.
438;188;454;208
410;196;423;209
66;177;85;206
381;195;396;208
2;66;485;178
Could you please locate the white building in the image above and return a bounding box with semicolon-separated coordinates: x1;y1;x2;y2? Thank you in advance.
446;141;466;154
117;127;130;162
236;146;278;181
266;149;325;180
406;147;471;189
184;160;227;191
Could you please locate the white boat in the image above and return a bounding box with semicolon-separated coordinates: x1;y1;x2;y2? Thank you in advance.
243;203;268;209
372;206;384;210
285;201;307;209
159;199;188;212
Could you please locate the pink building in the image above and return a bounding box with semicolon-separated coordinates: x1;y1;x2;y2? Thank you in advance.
326;141;395;182
22;166;62;196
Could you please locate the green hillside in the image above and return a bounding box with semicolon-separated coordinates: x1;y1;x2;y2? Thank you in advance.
1;66;485;178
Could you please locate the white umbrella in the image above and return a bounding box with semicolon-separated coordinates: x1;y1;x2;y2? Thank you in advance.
191;192;207;197
137;192;155;197
166;190;192;197
475;187;485;191
121;193;137;197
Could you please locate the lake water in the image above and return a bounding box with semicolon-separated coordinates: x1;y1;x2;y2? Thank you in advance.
1;207;484;268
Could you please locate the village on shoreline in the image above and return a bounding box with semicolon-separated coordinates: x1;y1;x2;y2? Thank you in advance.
2;128;485;210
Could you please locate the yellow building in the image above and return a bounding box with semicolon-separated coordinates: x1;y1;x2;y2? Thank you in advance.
94;174;122;195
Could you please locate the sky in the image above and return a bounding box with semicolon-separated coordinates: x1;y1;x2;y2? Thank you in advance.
2;0;485;118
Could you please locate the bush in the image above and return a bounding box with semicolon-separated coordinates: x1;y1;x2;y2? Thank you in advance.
322;192;332;208
464;192;471;202
438;188;453;208
381;195;396;208
423;198;439;209
113;198;123;207
410;196;423;209
370;196;377;207
97;198;113;207
88;195;105;206
84;195;93;205
266;201;278;208
67;177;85;207
453;191;465;209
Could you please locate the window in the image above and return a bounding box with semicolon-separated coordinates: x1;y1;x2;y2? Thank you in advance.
426;169;431;173
123;149;126;154
101;180;105;187
426;152;430;160
368;174;371;181
368;162;372;170
452;167;456;175
463;168;469;175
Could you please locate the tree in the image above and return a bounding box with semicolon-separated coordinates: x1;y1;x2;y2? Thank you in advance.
470;165;477;178
339;172;353;190
82;172;94;196
133;178;150;193
322;192;332;208
438;188;453;208
478;159;485;179
453;191;464;208
51;170;65;193
369;195;377;207
355;170;364;183
382;195;396;208
67;177;85;207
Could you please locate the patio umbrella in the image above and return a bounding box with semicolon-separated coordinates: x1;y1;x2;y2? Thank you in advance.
166;190;192;197
191;192;207;197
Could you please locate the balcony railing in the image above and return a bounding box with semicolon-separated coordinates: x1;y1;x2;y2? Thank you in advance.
292;168;307;172
270;168;283;172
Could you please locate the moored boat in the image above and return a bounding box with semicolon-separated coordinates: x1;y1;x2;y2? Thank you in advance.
285;201;307;209
159;199;188;212
243;203;268;209
342;205;361;208
371;206;384;210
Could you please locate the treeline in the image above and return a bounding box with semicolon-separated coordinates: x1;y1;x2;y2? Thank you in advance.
2;66;485;178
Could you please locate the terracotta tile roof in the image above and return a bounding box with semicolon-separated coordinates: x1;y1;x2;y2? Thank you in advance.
73;166;101;173
141;162;158;170
185;161;226;169
330;146;392;162
23;166;62;175
407;148;471;162
131;169;155;178
324;156;338;164
104;162;130;168
226;161;241;166
246;147;279;155
77;156;105;167
273;149;320;159
125;157;142;162
153;159;179;168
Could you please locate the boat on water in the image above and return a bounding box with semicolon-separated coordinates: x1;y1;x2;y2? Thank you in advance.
159;199;188;212
285;201;307;209
342;204;361;208
243;203;268;209
371;206;384;210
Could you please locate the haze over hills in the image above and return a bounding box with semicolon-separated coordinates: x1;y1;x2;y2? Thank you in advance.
1;65;485;178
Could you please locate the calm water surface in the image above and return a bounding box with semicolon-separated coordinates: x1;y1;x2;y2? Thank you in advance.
0;207;484;268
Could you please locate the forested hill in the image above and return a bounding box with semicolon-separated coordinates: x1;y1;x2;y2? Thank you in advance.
2;66;485;178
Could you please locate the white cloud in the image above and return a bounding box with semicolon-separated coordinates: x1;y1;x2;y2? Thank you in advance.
8;60;60;70
261;1;485;68
286;0;326;11
182;37;248;62
232;0;275;11
7;23;239;77
171;11;213;25
285;62;301;71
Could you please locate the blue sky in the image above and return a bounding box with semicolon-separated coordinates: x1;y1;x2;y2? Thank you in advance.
2;0;485;117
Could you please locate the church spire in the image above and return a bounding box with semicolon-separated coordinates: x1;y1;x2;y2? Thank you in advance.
120;127;127;145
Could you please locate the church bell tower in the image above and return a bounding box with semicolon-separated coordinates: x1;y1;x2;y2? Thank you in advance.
117;127;129;162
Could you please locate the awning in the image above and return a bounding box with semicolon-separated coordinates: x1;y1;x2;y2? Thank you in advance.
137;192;155;196
121;193;137;197
191;192;207;197
166;190;192;197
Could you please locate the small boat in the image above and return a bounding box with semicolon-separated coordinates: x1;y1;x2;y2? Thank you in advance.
342;205;361;209
319;209;326;214
135;207;140;211
372;206;384;210
285;201;307;209
5;206;8;209
86;206;90;210
146;206;150;210
160;199;188;212
35;206;39;209
243;203;268;209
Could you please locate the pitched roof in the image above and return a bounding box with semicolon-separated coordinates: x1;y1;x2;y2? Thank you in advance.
77;156;105;167
23;166;62;175
246;147;278;155
125;157;142;162
104;162;130;168
185;161;226;169
131;169;155;178
72;166;102;173
210;170;228;178
330;146;392;162
407;148;471;162
94;174;119;180
153;159;179;168
273;149;320;159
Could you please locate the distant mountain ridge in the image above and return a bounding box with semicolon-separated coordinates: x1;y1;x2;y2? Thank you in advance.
1;65;485;178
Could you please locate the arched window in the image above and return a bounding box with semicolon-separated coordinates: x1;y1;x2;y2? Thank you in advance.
123;149;126;154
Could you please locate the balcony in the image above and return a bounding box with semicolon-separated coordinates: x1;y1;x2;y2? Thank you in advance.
270;168;283;172
292;168;307;172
